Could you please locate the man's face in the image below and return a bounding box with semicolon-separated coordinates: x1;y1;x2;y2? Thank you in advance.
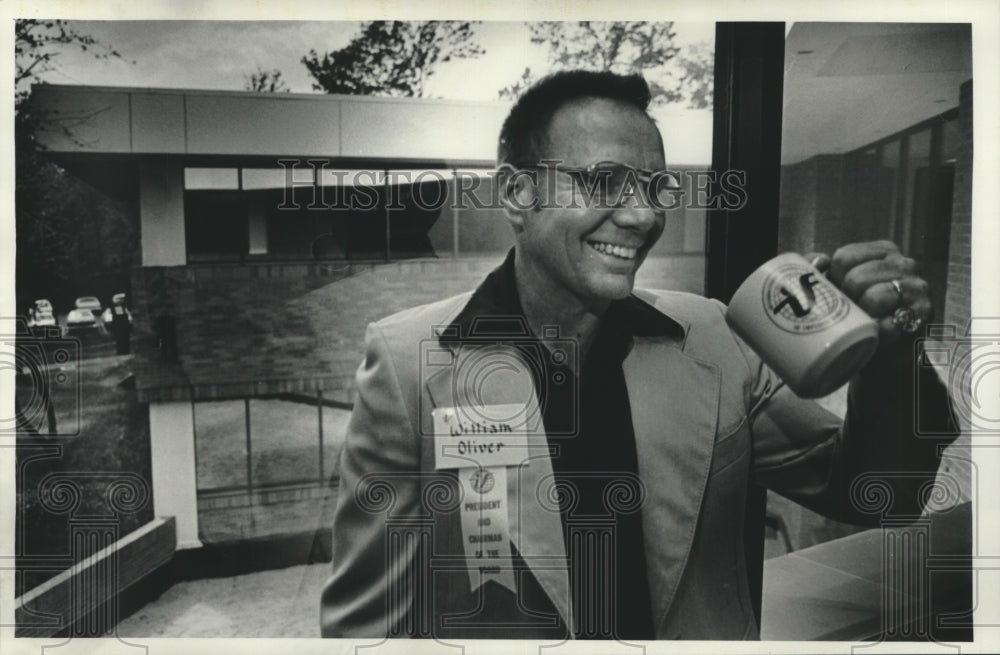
515;97;667;307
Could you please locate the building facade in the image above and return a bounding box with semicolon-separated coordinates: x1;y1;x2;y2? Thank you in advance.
32;84;712;547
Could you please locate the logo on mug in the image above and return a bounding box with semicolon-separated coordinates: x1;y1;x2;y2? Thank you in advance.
762;264;849;334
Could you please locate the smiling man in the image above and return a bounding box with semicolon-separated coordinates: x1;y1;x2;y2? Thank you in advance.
320;70;956;640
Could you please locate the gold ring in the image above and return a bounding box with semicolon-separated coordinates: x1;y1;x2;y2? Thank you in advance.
890;279;904;307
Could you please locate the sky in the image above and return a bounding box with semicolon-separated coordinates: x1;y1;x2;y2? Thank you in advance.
31;20;716;101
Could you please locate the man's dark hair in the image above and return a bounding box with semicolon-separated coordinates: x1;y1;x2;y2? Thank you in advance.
497;69;653;167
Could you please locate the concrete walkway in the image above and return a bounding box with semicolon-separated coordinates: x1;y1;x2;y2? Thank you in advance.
116;563;329;638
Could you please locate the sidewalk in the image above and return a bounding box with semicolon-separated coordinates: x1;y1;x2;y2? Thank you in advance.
116;563;329;638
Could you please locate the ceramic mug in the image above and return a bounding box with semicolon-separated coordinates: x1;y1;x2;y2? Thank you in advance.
725;252;879;398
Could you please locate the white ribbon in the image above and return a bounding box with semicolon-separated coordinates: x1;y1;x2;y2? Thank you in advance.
433;405;527;594
458;466;516;593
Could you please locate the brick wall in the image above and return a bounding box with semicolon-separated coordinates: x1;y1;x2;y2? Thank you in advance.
778;158;819;254
944;80;972;331
780;100;971;331
778;154;849;257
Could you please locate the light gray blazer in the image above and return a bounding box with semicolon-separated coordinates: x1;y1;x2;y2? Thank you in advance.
320;287;946;640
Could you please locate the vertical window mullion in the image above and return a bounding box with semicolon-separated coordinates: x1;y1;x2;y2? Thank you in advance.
892;135;909;246
318;389;325;483
384;170;391;262
930;119;943;169
452;170;460;259
245;398;253;503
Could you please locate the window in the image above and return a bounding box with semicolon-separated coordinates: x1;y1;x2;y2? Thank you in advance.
185;190;248;262
183;166;454;263
776;22;970;558
194;400;247;491
185;168;238;190
193;394;350;496
899;127;932;248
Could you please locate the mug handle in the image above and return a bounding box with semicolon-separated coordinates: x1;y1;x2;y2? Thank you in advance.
807;253;831;275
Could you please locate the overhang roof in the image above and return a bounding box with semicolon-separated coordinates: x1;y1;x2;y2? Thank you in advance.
30;84;511;195
30;83;713;198
782;22;971;164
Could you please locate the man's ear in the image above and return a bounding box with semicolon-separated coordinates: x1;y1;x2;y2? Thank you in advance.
497;164;538;229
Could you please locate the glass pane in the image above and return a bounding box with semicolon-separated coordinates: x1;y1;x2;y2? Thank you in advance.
318;169;386;187
777;22;971;555
453;169;512;258
243;168;295;190
266;211;319;258
194;400;247;491
881;139;901;233
321;405;352;483
844;147;892;242
635;25;714;296
900;127;932;250
390;175;449;260
940;116;961;164
430;21;714;295
249;398;320;486
184;191;248;262
185;168;238;190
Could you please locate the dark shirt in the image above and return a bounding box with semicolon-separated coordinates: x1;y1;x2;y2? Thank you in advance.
444;250;680;639
545;310;654;639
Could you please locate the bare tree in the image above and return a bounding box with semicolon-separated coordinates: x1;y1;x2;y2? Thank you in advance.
245;67;290;93
16;19;129;108
15;20;137;323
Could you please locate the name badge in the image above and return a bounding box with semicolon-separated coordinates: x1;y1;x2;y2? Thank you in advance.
432;405;519;593
432;405;532;470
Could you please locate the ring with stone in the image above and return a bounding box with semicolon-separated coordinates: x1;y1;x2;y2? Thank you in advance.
891;306;922;333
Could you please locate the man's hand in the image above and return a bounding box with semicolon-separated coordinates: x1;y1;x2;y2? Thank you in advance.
808;240;933;344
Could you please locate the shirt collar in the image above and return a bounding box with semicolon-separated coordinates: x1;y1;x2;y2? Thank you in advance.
439;248;686;347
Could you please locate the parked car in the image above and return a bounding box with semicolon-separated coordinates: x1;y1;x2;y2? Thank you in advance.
74;296;102;313
28;309;57;329
66;307;99;333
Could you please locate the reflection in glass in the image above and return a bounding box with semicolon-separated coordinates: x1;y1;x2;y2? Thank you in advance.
321;405;351;484
881;140;900;235
900;127;932;249
777;22;971;555
250;398;321;486
194;400;247;491
940;117;960;164
184;168;238;190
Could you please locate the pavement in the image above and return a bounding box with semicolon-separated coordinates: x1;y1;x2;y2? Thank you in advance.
116;563;330;638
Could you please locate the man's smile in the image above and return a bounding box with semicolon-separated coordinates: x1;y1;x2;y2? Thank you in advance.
586;240;640;261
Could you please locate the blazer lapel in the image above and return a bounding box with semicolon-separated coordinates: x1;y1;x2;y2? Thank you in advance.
623;337;720;634
425;345;573;633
